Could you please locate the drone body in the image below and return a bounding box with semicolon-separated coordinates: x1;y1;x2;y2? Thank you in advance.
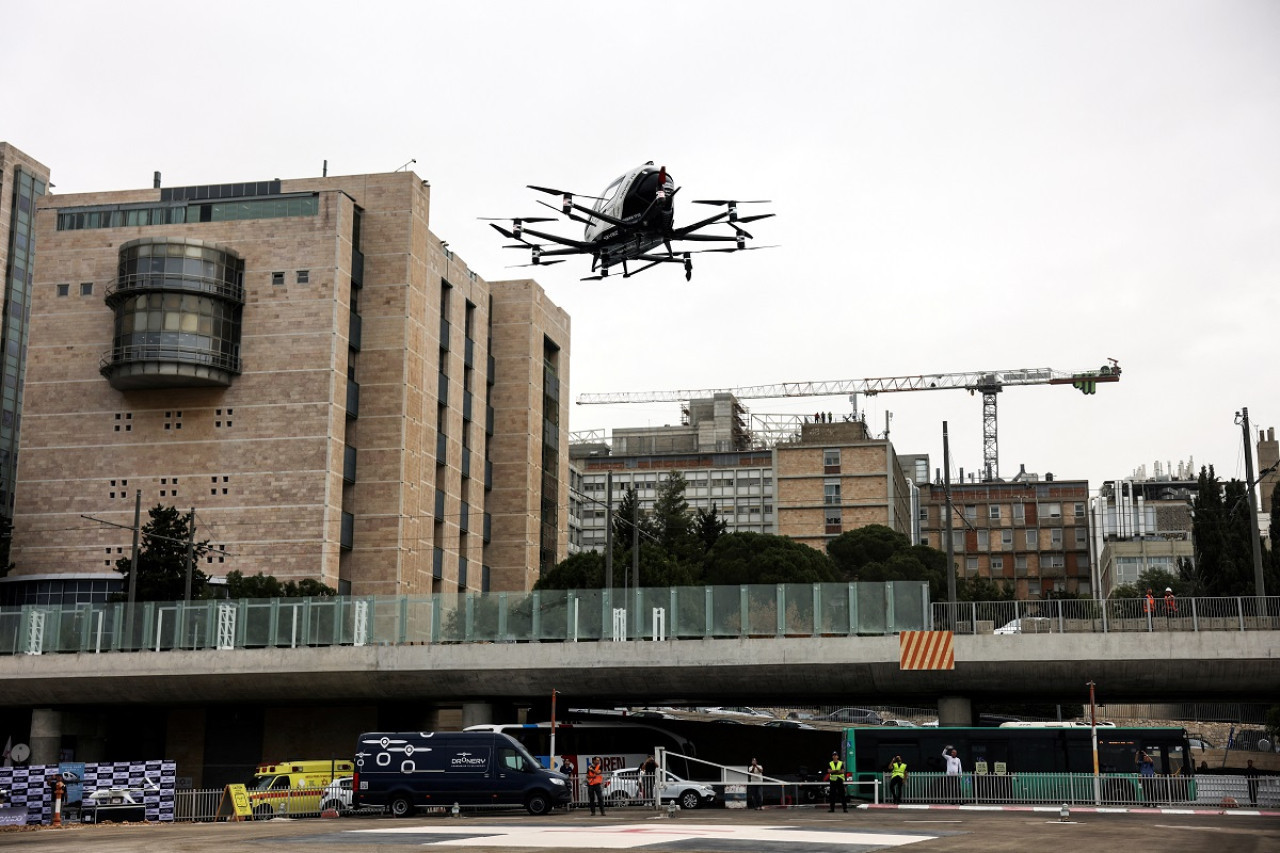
484;162;774;281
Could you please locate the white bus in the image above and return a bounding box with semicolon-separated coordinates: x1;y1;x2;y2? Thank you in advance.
463;721;694;780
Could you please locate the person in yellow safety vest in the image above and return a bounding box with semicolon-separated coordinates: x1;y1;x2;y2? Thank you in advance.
827;751;848;813
887;755;908;805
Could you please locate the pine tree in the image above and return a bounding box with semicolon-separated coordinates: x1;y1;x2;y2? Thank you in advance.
114;505;211;601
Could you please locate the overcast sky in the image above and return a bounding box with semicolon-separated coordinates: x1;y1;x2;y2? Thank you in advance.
6;1;1277;494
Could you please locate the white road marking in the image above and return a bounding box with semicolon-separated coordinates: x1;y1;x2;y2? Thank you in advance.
352;822;937;849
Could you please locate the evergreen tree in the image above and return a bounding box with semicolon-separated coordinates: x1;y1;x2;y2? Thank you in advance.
694;504;728;554
1189;466;1262;595
703;532;836;584
534;551;606;590
224;571;335;598
827;524;948;600
650;471;700;563
114;505;211;601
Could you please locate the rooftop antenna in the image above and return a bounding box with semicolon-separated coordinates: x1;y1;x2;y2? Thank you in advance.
397;158;417;172
323;159;328;178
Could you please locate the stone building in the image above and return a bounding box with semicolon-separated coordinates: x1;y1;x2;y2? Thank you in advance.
3;170;569;603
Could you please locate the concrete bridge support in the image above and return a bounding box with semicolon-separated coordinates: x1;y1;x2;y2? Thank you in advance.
461;702;495;728
29;708;61;766
938;696;973;727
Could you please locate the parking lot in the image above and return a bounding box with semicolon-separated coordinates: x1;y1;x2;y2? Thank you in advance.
1;806;1278;853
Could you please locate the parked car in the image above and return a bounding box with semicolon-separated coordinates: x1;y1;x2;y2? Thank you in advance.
607;767;717;810
763;719;815;730
321;776;353;813
880;719;919;727
994;617;1053;635
703;706;775;719
823;708;883;725
1188;738;1215;752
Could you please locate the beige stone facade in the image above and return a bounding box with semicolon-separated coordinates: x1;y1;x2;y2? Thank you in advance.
9;170;569;598
774;420;913;548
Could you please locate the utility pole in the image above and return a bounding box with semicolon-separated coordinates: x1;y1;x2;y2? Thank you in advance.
604;471;613;589
183;507;196;602
1237;407;1267;598
944;422;956;605
124;490;141;648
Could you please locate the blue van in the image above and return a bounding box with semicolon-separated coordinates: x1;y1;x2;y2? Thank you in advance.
352;731;570;816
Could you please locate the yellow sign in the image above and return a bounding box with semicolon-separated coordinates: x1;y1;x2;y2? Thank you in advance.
217;784;253;821
974;760;988;775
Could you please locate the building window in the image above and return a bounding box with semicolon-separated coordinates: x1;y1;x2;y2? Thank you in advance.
1016;555;1028;570
965;557;979;571
952;531;964;551
80;282;94;296
56;283;70;297
1074;502;1085;518
989;504;1001;519
977;530;989;549
992;556;1004;570
1025;530;1038;549
1002;529;1013;548
1043;502;1062;518
1075;528;1088;547
918;505;929;521
296;270;309;284
964;504;977;521
1043;554;1065;568
823;479;841;505
271;271;285;286
1013;503;1025;523
823;449;840;472
1051;529;1063;547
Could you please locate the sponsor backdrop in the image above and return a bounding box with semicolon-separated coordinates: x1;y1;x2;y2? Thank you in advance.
0;760;176;824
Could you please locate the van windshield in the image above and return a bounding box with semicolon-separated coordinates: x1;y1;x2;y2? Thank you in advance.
249;775;288;791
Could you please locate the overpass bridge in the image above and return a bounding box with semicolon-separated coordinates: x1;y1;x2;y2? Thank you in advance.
1;584;1276;774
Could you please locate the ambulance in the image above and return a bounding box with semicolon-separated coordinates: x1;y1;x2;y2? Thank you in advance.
247;759;355;818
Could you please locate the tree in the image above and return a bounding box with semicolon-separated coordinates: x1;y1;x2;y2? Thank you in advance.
693;504;728;554
534;551;606;591
224;571;335;598
956;576;1015;602
703;532;836;585
1188;466;1259;596
114;505;211;602
649;471;702;565
1108;567;1186;601
827;525;947;600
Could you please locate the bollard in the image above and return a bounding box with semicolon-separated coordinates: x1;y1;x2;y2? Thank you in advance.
451;802;461;818
1059;803;1069;822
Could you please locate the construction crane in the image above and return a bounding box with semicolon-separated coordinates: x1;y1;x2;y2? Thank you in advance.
577;360;1121;481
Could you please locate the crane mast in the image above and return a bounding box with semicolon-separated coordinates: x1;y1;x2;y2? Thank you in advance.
577;361;1121;481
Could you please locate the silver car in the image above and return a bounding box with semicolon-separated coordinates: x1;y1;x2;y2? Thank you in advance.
607;767;717;810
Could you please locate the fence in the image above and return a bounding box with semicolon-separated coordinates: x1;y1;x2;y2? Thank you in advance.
883;771;1200;806
933;595;1280;635
0;582;929;655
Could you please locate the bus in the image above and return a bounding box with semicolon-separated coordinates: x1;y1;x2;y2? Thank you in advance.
463;721;696;783
843;725;1195;805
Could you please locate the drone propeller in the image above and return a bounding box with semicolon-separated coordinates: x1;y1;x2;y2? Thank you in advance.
701;244;779;254
477;216;556;223
507;259;566;268
690;199;771;206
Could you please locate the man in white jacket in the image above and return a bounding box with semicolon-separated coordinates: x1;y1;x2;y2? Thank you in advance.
942;746;963;804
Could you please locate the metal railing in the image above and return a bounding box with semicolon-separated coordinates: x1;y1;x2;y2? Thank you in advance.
933;595;1280;634
0;582;928;655
879;771;1199;806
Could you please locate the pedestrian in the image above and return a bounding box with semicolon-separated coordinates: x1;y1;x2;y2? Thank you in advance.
1137;750;1154;777
560;754;578;801
1163;587;1177;616
942;746;963;804
586;756;606;816
827;750;848;813
747;757;764;810
1144;588;1155;616
1247;759;1259;807
640;754;658;802
887;754;908;805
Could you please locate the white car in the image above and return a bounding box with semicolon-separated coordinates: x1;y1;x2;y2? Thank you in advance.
321;776;353;813
703;706;775;719
994;617;1053;635
607;767;717;810
880;719;919;727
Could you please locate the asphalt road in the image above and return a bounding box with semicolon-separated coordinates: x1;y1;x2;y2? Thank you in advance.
2;807;1278;853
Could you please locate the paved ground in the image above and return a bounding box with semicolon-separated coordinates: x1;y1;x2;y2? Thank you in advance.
2;807;1278;853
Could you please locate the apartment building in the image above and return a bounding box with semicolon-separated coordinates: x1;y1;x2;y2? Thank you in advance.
918;477;1092;598
3;169;569;604
0;143;50;523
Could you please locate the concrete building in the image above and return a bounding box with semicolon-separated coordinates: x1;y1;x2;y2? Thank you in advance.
917;476;1092;598
1259;426;1277;523
1090;466;1198;597
571;395;913;554
3;170;569;604
0;143;51;525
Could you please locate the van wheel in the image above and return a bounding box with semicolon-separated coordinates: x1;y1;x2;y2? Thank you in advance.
679;790;701;810
389;796;413;818
525;793;551;816
253;805;273;821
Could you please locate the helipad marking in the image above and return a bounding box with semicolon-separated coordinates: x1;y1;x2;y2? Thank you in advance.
351;822;937;849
